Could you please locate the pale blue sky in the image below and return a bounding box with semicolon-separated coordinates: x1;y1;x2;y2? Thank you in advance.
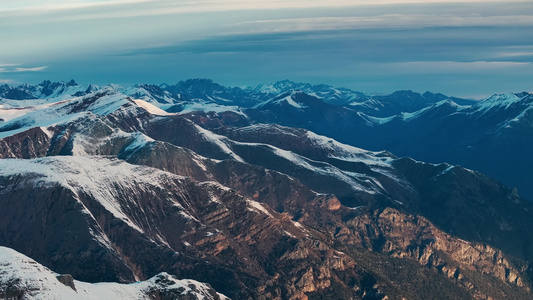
1;0;532;98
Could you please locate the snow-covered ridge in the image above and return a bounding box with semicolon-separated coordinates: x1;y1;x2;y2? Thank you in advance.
499;106;533;129
363;99;466;125
0;90;131;138
194;124;245;162
196;122;404;195
221;135;402;195
246;80;366;105
472;92;532;113
233;123;393;166
0;156;187;233
0;246;228;300
270;146;379;194
4;79;520;122
0;89;179;139
253;91;307;109
305;130;393;165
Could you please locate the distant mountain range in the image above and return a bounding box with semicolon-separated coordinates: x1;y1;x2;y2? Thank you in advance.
2;79;529;201
0;78;476;111
1;79;532;299
242;89;533;202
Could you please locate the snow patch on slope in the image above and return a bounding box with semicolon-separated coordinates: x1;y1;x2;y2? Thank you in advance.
194;124;244;162
246;199;273;217
271;147;377;194
278;95;304;108
132;99;171;115
305;131;393;166
123;132;155;152
253;93;306;109
178;102;247;116
364;114;396;125
400;106;433;121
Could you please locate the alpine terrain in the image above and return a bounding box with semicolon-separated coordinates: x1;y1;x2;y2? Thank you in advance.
1;79;532;299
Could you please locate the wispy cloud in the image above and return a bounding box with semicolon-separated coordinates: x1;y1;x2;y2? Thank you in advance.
0;65;48;73
2;0;531;22
226;14;533;35
0;79;13;83
497;52;533;58
1;0;530;13
14;66;48;72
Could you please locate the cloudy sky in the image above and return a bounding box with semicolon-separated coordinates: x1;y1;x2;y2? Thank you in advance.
1;0;532;98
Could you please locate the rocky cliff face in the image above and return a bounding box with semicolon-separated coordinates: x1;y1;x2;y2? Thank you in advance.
0;90;532;299
333;207;530;299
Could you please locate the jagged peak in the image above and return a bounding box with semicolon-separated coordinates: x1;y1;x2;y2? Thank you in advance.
386;90;425;100
473;92;525;111
422;91;451;101
513;91;532;98
38;79;77;87
434;99;461;108
66;79;78;86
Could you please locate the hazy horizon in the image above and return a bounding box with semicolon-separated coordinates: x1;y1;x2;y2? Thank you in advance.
1;0;532;98
1;77;505;100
